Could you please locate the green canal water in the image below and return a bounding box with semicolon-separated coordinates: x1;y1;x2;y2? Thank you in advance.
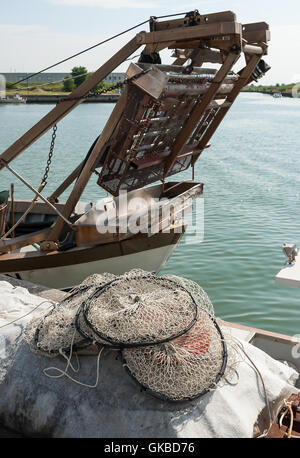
0;93;299;336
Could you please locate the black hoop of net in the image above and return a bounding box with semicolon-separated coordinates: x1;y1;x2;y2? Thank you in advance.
76;274;200;349
121;316;227;402
30;285;94;356
24;269;229;402
75;304;119;349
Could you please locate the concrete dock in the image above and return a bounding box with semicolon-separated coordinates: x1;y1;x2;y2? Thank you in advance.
24;93;120;104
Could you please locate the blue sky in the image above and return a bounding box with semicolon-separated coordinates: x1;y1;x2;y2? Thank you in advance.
1;0;299;84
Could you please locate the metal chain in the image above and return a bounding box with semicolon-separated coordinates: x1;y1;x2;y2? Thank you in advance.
60;68;152;104
41;124;57;186
88;68;152;98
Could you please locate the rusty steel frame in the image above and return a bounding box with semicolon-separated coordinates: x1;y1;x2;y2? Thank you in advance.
0;11;270;246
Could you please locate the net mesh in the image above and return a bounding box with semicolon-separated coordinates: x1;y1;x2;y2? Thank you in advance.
24;273;116;356
122;308;225;401
80;270;200;347
24;269;228;401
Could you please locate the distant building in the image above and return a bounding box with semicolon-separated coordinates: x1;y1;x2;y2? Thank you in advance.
1;72;126;84
102;73;125;84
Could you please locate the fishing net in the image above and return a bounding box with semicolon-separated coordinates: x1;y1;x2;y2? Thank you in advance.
24;273;116;356
122;310;226;401
78;270;200;348
24;269;228;402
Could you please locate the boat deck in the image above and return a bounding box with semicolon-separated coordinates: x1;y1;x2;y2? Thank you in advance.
220;318;300;388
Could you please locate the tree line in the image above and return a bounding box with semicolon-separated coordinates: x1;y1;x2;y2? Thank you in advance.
63;66;106;92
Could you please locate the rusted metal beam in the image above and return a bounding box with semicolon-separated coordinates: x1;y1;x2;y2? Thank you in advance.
191;54;262;166
136;22;242;46
242;21;270;44
153;11;237;32
164;50;240;177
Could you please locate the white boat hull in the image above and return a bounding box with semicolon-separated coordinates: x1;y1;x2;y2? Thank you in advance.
275;250;300;288
11;243;178;289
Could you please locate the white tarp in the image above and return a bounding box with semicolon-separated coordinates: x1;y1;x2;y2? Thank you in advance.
0;280;298;438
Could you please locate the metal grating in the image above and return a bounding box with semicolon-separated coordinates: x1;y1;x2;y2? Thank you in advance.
95;63;236;195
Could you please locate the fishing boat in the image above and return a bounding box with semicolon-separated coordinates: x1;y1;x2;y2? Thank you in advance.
0;10;271;289
0;93;26;104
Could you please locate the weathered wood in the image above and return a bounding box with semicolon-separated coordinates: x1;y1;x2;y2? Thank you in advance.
243;30;270;43
174;37;239;52
75;226;132;247
137;63;218;75
10;199;66;215
142;42;174;54
10;184;15;238
190;48;223;65
0;228;51;254
242;21;269;32
0;228;183;273
0;160;73;227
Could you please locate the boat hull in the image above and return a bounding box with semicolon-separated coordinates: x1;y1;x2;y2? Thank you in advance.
9;242;178;289
0;181;201;289
4;229;184;289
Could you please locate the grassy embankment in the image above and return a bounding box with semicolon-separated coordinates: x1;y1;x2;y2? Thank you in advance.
5;81;115;96
242;83;298;96
7;81;299;97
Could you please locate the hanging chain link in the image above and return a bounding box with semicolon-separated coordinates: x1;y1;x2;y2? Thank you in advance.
41;124;57;186
60;68;152;103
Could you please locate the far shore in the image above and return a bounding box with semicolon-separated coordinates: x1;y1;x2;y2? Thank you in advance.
5;93;121;104
242;89;294;98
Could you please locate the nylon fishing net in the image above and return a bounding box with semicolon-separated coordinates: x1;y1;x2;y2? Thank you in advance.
24;269;228;402
78;270;200;347
24;273;116;356
122;310;226;401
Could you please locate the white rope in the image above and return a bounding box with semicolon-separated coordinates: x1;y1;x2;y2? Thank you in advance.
278;400;300;439
0;299;55;329
43;329;104;389
230;337;273;438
